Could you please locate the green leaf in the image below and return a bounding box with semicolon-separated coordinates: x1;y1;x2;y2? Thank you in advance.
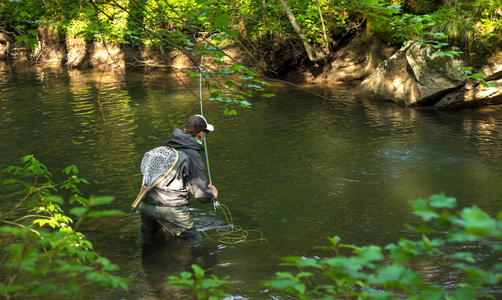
242;68;260;77
192;264;205;279
358;245;384;262
294;283;306;294
410;198;438;221
28;38;39;49
239;100;251;107
63;166;73;175
214;13;230;29
70;207;88;218
458;206;497;235
15;35;29;43
46;195;64;205
85;210;123;218
386;244;415;263
422;235;433;251
451;288;477;299
89;196;115;206
450;252;475;263
223;108;236;115
429;193;457;209
32;283;55;295
327;236;341;247
265;278;297;289
364;0;380;6
296;258;321;269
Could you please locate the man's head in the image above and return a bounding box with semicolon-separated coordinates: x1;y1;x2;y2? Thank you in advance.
183;114;214;137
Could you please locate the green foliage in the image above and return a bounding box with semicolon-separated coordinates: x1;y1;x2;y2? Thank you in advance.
14;25;39;49
167;264;231;299
2;0;500;109
1;155;128;298
261;193;502;299
429;0;502;63
168;193;502;299
461;66;499;88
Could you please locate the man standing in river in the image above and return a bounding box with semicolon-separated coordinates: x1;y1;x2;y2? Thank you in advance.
139;114;218;244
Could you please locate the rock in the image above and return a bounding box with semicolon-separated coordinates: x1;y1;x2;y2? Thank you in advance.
0;32;13;43
435;78;502;109
0;32;13;58
327;35;397;82
435;50;502;109
355;41;466;106
480;51;502;80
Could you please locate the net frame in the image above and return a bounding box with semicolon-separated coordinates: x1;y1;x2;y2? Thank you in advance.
131;146;179;209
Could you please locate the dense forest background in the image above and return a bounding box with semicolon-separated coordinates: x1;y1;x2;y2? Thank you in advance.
2;0;501;110
1;0;501;74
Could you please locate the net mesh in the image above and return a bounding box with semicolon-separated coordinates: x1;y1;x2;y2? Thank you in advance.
141;146;177;188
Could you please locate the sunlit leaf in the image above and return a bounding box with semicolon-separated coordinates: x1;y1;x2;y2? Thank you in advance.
429;194;457;209
363;0;379;7
89;196;115;206
223;108;237;115
192;264;205;279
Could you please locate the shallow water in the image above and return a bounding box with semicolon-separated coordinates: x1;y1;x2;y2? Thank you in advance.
1;63;501;298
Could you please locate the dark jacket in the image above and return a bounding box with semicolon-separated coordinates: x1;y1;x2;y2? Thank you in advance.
142;128;214;207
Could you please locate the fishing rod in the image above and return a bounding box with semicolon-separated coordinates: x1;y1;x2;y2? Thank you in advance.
199;33;220;213
197;35;266;244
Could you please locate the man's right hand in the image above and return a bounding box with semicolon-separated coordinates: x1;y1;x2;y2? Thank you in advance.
209;184;218;199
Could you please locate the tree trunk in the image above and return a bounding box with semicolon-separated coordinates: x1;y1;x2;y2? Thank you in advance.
316;0;329;53
279;0;322;62
262;0;267;23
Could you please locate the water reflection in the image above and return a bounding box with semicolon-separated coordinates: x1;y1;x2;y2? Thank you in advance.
1;64;502;299
141;232;218;299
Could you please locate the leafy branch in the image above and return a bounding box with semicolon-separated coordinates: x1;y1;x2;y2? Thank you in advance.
263;193;502;299
1;155;128;298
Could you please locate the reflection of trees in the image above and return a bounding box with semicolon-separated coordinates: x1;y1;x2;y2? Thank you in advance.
63;69;137;201
64;70;202;204
287;94;502;245
0;66;205;209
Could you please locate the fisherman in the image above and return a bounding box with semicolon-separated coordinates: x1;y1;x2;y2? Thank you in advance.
139;114;218;244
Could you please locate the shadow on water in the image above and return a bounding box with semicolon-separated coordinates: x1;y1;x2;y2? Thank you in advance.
140;231;219;299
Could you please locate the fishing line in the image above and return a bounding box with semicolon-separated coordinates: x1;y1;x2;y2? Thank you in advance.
198;35;266;244
201;203;267;244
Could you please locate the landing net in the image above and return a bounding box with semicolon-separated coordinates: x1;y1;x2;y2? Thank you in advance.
131;146;178;209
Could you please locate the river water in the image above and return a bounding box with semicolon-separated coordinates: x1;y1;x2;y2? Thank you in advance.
1;63;501;298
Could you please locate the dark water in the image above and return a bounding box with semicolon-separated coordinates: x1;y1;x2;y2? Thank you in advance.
1;63;502;298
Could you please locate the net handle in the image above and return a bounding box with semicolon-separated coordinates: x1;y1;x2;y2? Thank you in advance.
131;147;179;210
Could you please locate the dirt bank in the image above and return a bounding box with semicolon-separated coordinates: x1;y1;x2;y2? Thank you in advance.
0;27;397;87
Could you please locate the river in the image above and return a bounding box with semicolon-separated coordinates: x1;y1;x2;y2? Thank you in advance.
1;62;501;298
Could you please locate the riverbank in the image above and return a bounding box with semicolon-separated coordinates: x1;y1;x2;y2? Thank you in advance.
1;28;501;110
0;26;393;84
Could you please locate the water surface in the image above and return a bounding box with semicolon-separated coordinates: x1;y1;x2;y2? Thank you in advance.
1;63;501;298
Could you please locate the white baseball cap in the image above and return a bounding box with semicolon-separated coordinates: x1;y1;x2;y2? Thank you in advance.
196;114;214;131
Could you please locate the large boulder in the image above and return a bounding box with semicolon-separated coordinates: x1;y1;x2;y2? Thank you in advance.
355;41;466;106
327;36;397;82
481;51;502;80
434;78;502;109
435;51;502;109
